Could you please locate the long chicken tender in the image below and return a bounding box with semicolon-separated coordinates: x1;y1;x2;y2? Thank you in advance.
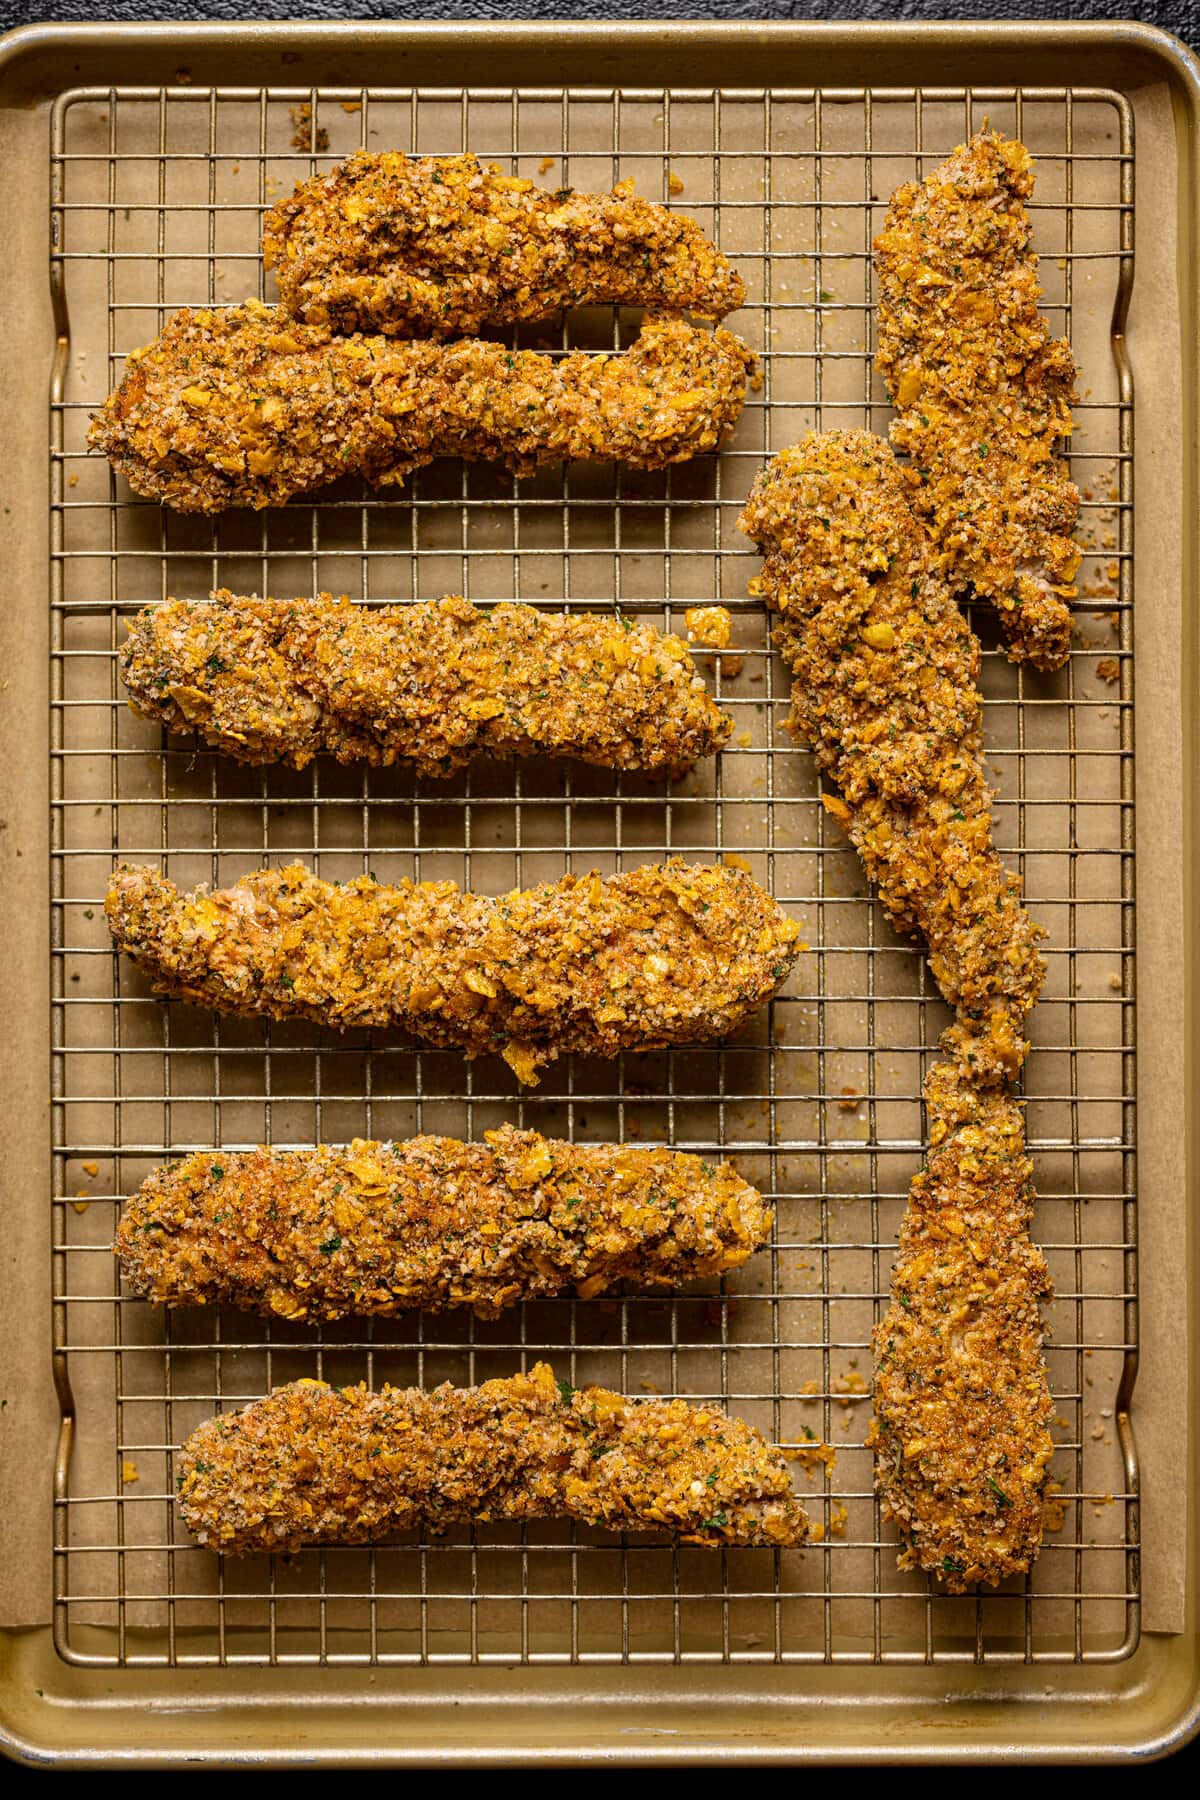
738;430;1044;1084
263;151;745;336
874;130;1080;671
87;300;757;514
868;1059;1055;1590
177;1363;809;1554
741;431;1054;1588
117;1128;771;1321
120;591;732;779
106;859;802;1086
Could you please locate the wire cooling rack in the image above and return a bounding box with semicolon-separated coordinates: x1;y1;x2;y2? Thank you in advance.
48;83;1136;1669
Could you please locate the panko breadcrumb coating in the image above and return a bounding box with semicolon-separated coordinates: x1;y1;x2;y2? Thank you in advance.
263;151;745;336
875;131;1080;671
88;300;757;514
120;591;731;779
116;1128;771;1321
741;431;1055;1588
739;430;1044;1084
106;859;803;1086
177;1363;809;1554
868;1058;1055;1590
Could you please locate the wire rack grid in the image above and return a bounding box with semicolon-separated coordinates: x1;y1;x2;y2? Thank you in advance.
48;81;1136;1672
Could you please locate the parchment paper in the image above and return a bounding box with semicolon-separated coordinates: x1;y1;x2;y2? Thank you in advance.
0;68;1188;1650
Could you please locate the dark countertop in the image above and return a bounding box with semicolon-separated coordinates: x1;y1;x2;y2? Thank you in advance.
0;2;1195;47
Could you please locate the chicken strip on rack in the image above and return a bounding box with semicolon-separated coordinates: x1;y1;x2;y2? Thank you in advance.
120;591;732;780
263;151;745;336
177;1362;809;1554
117;1128;772;1322
740;429;1055;1589
868;1058;1055;1590
88;300;757;514
874;130;1080;671
738;429;1044;1084
106;859;803;1087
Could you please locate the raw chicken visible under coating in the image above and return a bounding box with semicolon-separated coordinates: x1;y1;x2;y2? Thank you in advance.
874;131;1080;672
263;151;745;336
116;1128;772;1322
177;1363;809;1554
738;431;1044;1084
87;300;757;514
120;591;732;780
869;1058;1055;1590
106;860;803;1086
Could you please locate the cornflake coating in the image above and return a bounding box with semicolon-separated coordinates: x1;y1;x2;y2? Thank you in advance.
177;1363;809;1554
875;131;1080;671
263;151;745;336
739;430;1044;1083
120;591;732;779
869;1058;1055;1591
87;300;757;514
106;859;802;1086
116;1128;771;1321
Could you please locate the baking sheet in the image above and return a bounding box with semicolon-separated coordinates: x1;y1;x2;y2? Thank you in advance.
0;35;1194;1699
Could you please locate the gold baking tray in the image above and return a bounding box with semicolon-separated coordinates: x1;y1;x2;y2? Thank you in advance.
0;19;1196;1766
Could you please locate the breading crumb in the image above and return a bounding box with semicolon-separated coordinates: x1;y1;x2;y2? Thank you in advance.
684;604;732;650
289;103;329;154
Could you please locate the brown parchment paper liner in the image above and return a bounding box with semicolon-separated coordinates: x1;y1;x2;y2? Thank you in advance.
0;63;54;1627
0;69;1186;1654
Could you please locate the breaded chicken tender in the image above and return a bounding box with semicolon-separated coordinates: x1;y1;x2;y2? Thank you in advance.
120;591;732;779
739;430;1044;1083
177;1363;809;1554
263;151;745;336
117;1128;771;1321
875;131;1080;671
88;301;757;514
742;430;1055;1588
868;1058;1055;1590
106;859;803;1086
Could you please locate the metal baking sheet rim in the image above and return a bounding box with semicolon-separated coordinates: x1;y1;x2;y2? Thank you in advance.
0;17;1195;1768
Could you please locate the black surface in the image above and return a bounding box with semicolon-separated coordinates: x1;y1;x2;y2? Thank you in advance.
0;0;1195;49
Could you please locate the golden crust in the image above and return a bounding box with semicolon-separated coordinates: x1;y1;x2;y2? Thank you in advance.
868;1059;1055;1590
177;1364;809;1554
87;301;757;514
741;430;1055;1589
874;131;1079;671
738;429;1044;1083
263;151;745;336
121;591;732;779
116;1128;771;1321
105;859;803;1086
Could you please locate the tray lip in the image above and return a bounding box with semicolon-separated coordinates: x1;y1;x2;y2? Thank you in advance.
1;14;1199;75
2;10;1199;1771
